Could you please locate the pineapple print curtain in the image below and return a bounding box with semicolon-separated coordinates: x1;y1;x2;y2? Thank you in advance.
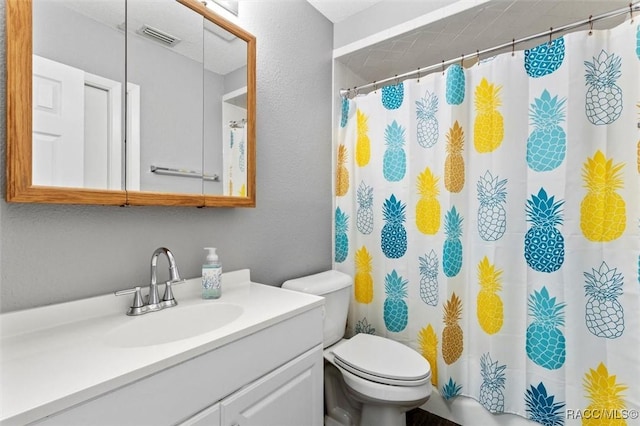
223;127;247;196
335;20;640;424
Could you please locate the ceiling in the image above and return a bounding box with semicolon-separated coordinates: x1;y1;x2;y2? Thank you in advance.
311;0;635;88
307;0;385;24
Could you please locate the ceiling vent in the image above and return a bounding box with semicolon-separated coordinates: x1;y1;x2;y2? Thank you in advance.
137;24;181;47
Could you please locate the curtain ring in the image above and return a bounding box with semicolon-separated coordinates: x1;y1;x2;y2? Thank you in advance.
511;38;515;57
373;81;377;93
476;49;480;66
629;3;634;23
442;60;445;75
588;15;593;35
394;75;399;85
417;68;421;83
548;27;553;46
460;54;464;67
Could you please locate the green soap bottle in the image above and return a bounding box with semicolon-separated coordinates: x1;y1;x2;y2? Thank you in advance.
202;247;221;299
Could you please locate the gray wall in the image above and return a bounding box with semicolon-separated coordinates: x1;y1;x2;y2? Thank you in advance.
0;0;334;312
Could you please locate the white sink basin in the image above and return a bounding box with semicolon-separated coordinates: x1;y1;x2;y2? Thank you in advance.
104;303;244;347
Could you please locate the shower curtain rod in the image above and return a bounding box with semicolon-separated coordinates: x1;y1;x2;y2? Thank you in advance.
340;2;640;97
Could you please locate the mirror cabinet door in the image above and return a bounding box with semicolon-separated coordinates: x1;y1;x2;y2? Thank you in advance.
7;0;255;206
203;19;248;198
126;0;204;198
32;0;126;192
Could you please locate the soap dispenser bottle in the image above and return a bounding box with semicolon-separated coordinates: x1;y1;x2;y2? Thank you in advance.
202;247;222;299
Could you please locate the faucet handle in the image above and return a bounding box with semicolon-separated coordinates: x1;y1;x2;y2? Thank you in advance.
163;280;175;302
115;287;146;315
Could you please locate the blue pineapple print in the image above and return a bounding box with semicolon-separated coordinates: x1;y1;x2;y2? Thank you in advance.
340;97;349;128
381;194;407;259
334;207;349;263
477;171;507;241
441;377;463;400
584;261;625;338
479;353;506;413
239;137;245;172
416;91;439;148
383;270;409;332
527;90;566;172
524;188;565;273
383;121;407;182
524;382;565;426
230;130;234;148
381;82;404;109
355;317;376;335
584;50;623;125
442;207;463;277
637;25;640;59
524;37;565;78
446;64;465;105
526;287;566;370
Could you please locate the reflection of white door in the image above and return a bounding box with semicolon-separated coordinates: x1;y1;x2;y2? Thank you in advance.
32;55;85;187
32;55;129;190
83;73;122;189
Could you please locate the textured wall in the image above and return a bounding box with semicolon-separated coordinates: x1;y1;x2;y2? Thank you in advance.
0;0;334;312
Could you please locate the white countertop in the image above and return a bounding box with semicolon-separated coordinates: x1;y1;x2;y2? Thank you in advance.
0;269;324;425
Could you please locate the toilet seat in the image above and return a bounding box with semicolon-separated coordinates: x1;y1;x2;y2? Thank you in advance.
331;334;431;387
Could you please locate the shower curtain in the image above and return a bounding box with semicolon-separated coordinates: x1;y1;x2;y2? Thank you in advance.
223;126;247;196
335;20;639;425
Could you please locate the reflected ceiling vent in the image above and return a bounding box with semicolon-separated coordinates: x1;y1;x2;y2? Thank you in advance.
137;24;181;47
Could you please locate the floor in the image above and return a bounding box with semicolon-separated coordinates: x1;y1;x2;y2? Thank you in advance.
406;408;461;426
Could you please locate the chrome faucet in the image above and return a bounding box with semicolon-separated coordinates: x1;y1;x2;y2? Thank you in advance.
115;247;184;316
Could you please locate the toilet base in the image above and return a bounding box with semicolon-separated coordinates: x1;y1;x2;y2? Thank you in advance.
361;404;406;426
324;360;429;426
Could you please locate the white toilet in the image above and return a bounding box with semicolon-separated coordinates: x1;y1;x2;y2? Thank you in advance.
282;270;431;426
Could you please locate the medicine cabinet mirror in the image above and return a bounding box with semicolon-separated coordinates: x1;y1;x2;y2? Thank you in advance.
6;0;256;207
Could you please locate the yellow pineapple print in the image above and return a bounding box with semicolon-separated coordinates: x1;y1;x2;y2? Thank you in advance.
636;103;639;174
418;324;438;386
474;78;504;153
416;167;440;235
442;293;463;365
583;363;628;426
580;150;626;242
238;184;246;197
354;246;373;304
336;144;349;196
356;109;370;167
445;121;465;193
477;256;503;335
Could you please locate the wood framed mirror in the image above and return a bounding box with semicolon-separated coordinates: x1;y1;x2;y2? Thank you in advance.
5;0;256;207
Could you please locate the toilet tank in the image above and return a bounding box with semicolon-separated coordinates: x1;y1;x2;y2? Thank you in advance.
282;270;352;348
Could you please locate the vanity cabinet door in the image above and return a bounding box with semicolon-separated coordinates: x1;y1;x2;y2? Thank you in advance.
179;403;221;426
220;344;323;426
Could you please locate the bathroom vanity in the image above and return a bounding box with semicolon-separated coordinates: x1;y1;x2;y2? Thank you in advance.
0;270;324;426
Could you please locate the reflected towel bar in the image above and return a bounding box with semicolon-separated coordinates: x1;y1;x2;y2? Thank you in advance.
150;165;219;182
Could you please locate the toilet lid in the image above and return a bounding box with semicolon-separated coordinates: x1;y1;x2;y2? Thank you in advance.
332;334;431;386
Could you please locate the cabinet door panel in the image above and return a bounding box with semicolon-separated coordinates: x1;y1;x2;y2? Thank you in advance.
221;345;323;426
